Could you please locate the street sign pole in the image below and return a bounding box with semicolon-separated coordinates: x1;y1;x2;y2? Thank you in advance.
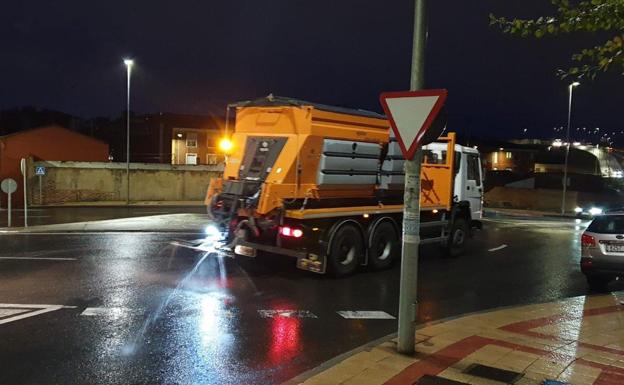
397;0;427;355
39;175;43;204
7;190;11;227
21;158;28;227
1;178;18;228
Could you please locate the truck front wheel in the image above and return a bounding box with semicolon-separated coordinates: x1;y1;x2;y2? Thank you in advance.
328;223;364;277
446;218;468;258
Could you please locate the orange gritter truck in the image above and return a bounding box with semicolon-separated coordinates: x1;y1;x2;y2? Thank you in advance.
205;95;483;275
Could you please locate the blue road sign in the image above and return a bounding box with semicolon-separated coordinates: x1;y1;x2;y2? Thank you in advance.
35;166;46;176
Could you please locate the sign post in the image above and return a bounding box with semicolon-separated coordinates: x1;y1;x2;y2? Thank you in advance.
35;166;46;205
20;158;28;227
380;89;448;354
1;178;18;227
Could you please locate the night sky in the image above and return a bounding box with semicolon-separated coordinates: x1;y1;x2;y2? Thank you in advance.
1;1;622;143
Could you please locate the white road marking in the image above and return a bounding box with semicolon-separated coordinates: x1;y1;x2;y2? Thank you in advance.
81;307;136;316
488;244;508;252
337;311;396;320
0;257;76;261
258;310;318;319
0;309;29;318
0;232;204;236
0;304;76;325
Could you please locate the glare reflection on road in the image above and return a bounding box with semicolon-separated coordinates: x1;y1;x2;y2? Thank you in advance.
269;315;301;364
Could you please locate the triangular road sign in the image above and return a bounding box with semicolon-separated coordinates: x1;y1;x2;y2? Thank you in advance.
380;89;448;160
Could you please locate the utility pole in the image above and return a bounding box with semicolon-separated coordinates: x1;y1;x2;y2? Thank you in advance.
561;82;579;214
397;0;427;355
124;59;134;205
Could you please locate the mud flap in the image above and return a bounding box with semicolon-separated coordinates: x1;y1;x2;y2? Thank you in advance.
296;253;327;274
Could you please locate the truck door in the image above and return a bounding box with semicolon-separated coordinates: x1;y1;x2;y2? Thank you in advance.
464;152;483;220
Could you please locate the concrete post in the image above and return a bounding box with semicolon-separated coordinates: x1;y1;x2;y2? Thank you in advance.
397;0;427;355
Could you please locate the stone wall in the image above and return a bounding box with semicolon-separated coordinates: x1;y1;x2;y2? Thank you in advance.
27;160;223;205
485;186;621;212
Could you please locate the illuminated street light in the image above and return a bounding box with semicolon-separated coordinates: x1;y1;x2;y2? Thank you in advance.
124;58;134;204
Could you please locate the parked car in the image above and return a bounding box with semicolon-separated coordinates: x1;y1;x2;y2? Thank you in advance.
580;211;624;290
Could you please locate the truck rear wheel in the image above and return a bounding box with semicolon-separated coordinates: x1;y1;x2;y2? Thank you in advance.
368;221;399;270
446;218;468;258
328;223;364;277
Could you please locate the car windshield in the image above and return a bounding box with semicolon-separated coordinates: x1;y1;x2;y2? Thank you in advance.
587;215;624;234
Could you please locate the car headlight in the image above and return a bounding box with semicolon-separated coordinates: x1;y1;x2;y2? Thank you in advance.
574;207;583;213
589;207;603;216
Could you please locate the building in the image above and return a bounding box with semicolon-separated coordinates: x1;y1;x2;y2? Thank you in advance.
479;143;541;174
0;125;109;206
94;113;224;165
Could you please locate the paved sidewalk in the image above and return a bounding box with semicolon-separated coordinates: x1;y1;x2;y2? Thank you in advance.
295;294;624;385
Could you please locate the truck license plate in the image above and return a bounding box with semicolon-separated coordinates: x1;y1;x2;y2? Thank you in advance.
606;244;624;253
234;245;256;257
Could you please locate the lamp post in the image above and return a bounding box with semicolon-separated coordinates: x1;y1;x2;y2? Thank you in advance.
561;81;580;214
124;59;134;205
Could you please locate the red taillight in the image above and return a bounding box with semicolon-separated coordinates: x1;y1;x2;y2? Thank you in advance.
580;257;593;272
280;226;303;238
581;233;596;247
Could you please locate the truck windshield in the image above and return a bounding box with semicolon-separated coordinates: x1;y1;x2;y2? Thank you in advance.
423;149;446;165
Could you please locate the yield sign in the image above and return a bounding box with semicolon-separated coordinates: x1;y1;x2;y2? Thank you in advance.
379;89;448;160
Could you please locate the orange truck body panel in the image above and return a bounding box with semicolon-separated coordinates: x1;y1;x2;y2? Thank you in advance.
207;104;456;217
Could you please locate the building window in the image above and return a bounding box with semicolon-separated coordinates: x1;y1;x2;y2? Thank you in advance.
186;133;198;148
493;152;498;164
186;153;197;165
206;153;218;165
506;152;512;159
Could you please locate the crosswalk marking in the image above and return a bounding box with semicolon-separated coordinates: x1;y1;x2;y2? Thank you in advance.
337;311;396;320
258;310;318;319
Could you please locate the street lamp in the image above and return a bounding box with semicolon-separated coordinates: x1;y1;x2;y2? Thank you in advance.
123;58;134;205
561;81;580;214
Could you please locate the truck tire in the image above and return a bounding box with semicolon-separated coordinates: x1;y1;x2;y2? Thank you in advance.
328;223;364;277
446;218;468;258
368;221;399;270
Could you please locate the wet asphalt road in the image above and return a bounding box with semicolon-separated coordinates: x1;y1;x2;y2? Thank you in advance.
0;216;617;385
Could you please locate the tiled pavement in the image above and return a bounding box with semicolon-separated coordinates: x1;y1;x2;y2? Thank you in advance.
296;294;624;385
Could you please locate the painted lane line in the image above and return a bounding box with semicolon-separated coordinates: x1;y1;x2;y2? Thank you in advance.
1;231;204;236
81;307;142;316
488;244;508;252
258;310;318;319
0;304;76;325
0;257;77;261
0;309;29;318
337;311;396;320
0;304;77;308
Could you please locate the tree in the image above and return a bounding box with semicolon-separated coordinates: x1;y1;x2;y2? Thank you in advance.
490;0;624;79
